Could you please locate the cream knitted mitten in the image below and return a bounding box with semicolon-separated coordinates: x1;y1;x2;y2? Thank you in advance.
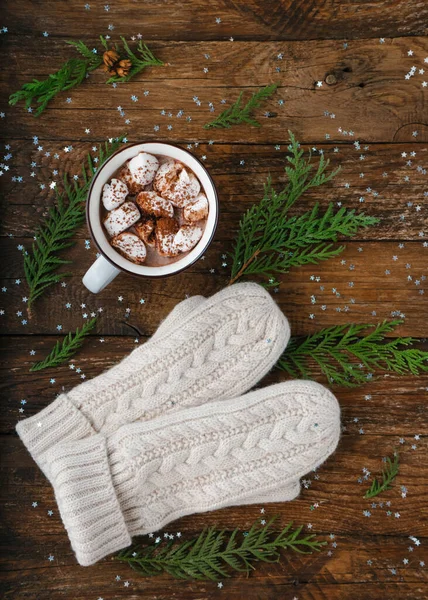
45;380;340;566
152;294;205;340
16;283;290;477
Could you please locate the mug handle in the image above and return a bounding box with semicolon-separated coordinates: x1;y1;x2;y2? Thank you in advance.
82;255;120;293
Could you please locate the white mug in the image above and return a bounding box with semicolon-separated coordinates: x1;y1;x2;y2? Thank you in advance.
83;142;219;293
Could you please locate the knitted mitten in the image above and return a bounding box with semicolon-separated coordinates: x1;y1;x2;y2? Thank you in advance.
16;283;290;477
45;380;340;566
153;294;205;340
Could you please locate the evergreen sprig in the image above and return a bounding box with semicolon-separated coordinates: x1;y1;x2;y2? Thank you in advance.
9;44;102;116
30;317;98;372
102;36;164;84
204;84;278;129
116;517;324;581
23;137;124;310
278;320;428;387
9;37;163;116
228;132;377;286
364;452;400;499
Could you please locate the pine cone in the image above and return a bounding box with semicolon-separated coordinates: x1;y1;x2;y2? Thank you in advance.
115;59;132;78
103;49;120;69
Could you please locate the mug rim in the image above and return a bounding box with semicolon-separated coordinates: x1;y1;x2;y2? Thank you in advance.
86;141;219;279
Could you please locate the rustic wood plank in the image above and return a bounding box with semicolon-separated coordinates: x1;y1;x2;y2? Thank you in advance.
2;38;428;143
0;239;426;335
2;334;427;434
1;521;428;575
2;549;428;600
2;1;428;41
3;433;428;542
1;580;427;600
1;142;427;240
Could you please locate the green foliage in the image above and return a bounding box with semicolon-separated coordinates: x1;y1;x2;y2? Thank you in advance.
68;39;102;62
9;37;162;116
204;84;278;129
229;132;377;286
9;42;102;116
116;517;324;581
23;137;124;309
104;36;164;84
364;452;400;499
278;320;428;387
30;318;98;372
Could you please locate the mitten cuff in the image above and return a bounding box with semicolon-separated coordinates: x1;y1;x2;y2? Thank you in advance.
46;434;131;566
16;395;95;481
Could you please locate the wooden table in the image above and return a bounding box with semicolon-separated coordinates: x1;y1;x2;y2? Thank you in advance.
1;2;427;598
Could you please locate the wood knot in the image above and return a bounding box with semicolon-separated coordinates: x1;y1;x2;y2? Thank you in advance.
325;73;337;86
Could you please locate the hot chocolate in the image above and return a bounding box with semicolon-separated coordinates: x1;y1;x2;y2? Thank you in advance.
101;152;209;267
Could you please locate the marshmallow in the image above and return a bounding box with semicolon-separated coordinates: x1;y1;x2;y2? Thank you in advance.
155;217;180;257
155;219;203;257
135;191;174;219
153;160;200;207
102;178;129;211
117;164;143;195
129;152;159;185
174;224;203;253
134;216;156;247
111;232;147;265
183;193;209;223
103;202;140;237
117;153;159;195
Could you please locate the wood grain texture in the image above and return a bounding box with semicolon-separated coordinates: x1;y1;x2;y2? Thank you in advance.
2;142;427;239
2;0;428;41
1;240;427;336
2;37;428;143
1;1;427;599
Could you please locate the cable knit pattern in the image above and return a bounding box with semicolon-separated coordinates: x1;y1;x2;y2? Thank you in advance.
16;283;290;476
45;380;340;566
